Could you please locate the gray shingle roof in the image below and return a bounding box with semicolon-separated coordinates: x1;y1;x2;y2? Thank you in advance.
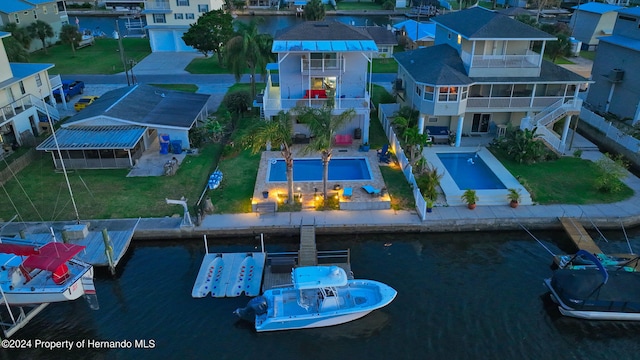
432;7;555;40
275;21;374;41
64;84;210;129
395;45;588;86
362;26;398;46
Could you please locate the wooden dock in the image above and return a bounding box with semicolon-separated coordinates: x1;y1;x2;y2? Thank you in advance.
298;225;317;266
559;217;602;254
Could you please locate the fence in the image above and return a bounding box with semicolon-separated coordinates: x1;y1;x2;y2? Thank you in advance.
378;104;427;220
580;107;640;153
0;149;37;186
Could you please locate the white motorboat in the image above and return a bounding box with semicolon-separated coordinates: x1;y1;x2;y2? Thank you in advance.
234;266;397;332
0;242;98;308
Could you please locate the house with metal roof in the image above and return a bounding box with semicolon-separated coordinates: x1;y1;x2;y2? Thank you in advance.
36;84;211;169
586;7;640;124
0;0;69;52
570;2;623;51
392;20;436;49
262;21;378;144
392;7;589;153
141;0;224;52
0;31;62;159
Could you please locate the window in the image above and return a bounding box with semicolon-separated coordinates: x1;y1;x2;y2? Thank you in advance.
198;4;209;12
186;13;195;19
33;10;37;19
175;13;184;20
43;6;47;14
416;86;422;97
423;86;434;101
153;14;166;23
35;74;42;87
438;87;458;102
380;47;389;53
461;86;468;100
14;14;19;24
177;0;189;5
309;53;338;68
19;81;26;95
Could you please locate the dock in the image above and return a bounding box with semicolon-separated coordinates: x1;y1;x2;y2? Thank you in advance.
559;217;602;254
298;225;317;266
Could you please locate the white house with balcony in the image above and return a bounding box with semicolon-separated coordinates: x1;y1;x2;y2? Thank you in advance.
142;0;224;52
0;31;61;157
0;0;69;52
262;21;377;144
393;7;589;154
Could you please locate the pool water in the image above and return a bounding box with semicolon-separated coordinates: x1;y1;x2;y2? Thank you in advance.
437;153;506;190
268;158;372;182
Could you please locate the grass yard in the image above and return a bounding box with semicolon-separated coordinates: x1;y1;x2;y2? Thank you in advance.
335;2;383;10
207;149;261;213
380;166;415;210
579;51;596;61
29;38;151;75
493;152;633;205
185;55;249;74
372;58;398;73
0;144;222;221
151;84;199;93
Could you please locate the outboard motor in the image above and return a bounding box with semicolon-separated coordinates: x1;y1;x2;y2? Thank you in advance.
234;296;268;322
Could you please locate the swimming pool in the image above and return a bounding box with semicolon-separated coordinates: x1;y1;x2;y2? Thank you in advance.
267;158;372;182
437;153;506;190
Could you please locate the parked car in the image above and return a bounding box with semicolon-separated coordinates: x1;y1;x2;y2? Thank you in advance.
74;96;99;111
53;80;85;102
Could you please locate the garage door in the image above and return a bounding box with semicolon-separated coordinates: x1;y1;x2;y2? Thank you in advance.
150;30;176;52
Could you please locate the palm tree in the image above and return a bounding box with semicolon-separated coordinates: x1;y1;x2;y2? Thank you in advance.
243;111;296;204
2;23;32;50
27;20;54;54
296;106;356;200
403;127;431;165
225;19;274;98
59;24;82;55
304;0;326;21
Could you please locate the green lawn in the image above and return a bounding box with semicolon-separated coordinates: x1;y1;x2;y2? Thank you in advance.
493;151;633;205
380;166;415;210
29;38;151;75
579;51;596;61
372;58;398;73
208;149;261;213
151;84;199;93
335;2;384;10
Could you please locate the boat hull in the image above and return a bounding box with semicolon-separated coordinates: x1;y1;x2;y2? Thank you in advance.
254;279;397;332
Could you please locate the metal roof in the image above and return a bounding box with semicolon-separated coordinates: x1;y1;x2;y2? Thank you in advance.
599;34;640;52
618;6;640;17
37;126;146;151
572;2;623;14
0;63;54;90
22;0;57;4
393;20;436;42
272;40;378;52
0;0;33;13
432;7;555;40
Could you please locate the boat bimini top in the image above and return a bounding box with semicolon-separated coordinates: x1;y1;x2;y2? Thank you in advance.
293;266;348;290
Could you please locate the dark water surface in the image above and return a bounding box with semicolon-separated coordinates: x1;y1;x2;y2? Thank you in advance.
5;229;640;359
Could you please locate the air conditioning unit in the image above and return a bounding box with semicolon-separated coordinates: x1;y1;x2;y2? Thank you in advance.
609;69;624;82
394;78;404;91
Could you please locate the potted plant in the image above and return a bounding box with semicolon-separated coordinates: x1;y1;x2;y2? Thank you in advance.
461;189;478;209
426;198;434;213
262;190;269;199
508;188;521;208
360;142;370;152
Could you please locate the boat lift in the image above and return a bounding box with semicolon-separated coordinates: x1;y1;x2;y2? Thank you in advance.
0;288;49;339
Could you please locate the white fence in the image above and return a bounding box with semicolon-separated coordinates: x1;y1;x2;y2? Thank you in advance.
378;104;427;220
580;107;640;153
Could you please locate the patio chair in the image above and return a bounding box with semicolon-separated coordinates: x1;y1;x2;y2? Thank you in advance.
342;187;352;199
377;144;390;164
362;185;381;196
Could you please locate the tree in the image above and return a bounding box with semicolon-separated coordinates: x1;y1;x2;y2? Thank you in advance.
403;127;431;165
27;20;54;54
304;0;326;21
243;111;296;204
59;24;82;55
2;23;32;50
182;10;234;65
296;106;356;200
2;37;29;62
225;19;274;98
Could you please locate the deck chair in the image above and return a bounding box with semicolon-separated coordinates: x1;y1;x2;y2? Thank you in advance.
342;187;352;199
362;185;381;196
377;144;390;163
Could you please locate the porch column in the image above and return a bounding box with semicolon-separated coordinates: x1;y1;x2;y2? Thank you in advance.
418;115;425;134
560;114;571;148
363;113;370;144
455;115;463;147
605;83;615;112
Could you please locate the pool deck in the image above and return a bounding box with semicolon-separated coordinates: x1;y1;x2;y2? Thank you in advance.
252;145;391;211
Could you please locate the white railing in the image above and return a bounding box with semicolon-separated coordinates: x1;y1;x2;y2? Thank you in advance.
50;74;62;90
535;125;565;154
0;94;59;123
300;58;345;72
580;107;640;153
378;104;427;220
263;96;370;111
144;0;171;10
462;50;540;68
30;95;60;120
533;99;564;124
535;99;582;127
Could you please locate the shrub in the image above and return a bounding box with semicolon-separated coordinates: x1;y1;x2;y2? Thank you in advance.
222;91;251;115
594;153;628;193
490;127;549;164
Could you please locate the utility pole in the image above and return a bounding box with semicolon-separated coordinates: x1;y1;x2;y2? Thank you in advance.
115;20;130;86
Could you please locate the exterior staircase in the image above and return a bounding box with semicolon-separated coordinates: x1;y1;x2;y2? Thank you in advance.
532;98;582;154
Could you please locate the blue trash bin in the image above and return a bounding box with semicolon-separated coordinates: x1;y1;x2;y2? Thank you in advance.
171;140;182;154
159;134;170;154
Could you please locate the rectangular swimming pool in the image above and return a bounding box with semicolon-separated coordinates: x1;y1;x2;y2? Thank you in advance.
437;153;506;190
267;158;372;182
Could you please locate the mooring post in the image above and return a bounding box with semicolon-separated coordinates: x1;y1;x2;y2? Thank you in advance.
102;228;115;275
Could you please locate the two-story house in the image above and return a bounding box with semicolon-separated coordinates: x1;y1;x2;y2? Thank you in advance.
393;7;589;153
586;7;640;124
0;31;61;157
262;21;377;144
142;0;224;52
570;2;622;51
0;1;69;52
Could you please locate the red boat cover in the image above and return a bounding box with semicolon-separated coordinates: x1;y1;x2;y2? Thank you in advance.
22;243;85;272
0;243;39;256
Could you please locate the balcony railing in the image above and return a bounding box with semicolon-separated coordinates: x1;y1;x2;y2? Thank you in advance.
1;94;59;123
263;96;370;112
301;58;344;72
461;50;540;69
144;1;171;10
466;96;574;109
50;74;62;89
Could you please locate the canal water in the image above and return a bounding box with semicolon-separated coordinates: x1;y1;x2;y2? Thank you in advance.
6;228;640;359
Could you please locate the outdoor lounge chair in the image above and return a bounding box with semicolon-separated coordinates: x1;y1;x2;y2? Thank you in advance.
377;144;390;164
362;185;381;196
342;187;352;199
